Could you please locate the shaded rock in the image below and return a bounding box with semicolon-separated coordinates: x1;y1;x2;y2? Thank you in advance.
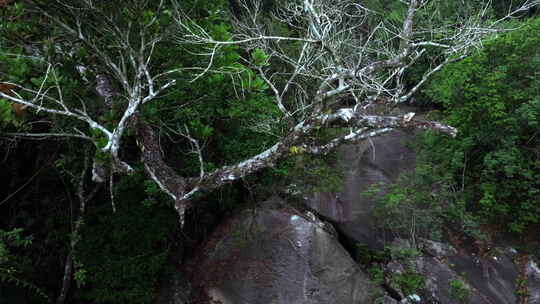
418;238;458;259
306;192;347;221
153;237;191;304
153;269;191;304
304;128;416;250
379;295;399;303
415;256;489;304
382;253;495;304
384;260;408;300
525;258;540;304
446;249;518;304
382;239;522;304
185;202;380;304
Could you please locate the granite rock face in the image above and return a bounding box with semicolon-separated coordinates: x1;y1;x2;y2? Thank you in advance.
155;105;538;303
381;239;526;304
305;129;416;249
183;201;380;304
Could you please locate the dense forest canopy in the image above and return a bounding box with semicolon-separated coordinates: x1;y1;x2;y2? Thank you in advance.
0;0;538;303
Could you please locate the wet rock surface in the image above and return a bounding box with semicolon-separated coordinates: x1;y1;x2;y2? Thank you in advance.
181;199;380;304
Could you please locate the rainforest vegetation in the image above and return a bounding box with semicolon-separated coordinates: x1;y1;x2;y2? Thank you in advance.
0;0;538;303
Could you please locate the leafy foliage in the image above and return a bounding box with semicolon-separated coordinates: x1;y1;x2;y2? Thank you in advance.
392;272;425;297
0;229;50;303
73;183;176;304
368;161;482;242
449;278;470;303
1;1;540;303
367;18;540;241
418;18;540;233
137;2;282;178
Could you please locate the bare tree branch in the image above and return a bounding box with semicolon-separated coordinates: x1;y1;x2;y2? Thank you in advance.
2;1;181;176
2;0;536;228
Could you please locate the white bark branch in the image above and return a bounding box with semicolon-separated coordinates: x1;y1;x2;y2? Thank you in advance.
5;0;535;229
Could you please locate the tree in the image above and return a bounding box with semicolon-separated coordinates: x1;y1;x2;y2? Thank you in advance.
420;17;540;233
1;0;537;229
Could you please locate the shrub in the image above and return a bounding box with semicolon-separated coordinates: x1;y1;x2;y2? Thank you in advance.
449;279;470;303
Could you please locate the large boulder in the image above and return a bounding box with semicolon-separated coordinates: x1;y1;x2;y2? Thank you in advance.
305;129;416;249
445;248;519;304
382;239;527;304
183;199;381;304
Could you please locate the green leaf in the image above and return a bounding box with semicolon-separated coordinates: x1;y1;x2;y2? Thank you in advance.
251;48;269;66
